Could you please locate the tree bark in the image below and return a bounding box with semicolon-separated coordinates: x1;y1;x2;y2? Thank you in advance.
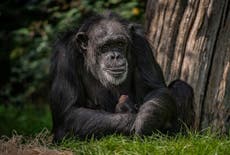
145;0;230;131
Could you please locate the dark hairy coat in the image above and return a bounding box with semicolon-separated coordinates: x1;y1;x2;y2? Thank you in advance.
50;12;194;142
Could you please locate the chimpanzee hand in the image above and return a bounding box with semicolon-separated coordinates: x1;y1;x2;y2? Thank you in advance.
131;101;161;135
131;89;175;135
115;95;137;113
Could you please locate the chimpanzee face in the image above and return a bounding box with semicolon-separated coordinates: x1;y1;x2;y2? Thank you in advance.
76;20;131;87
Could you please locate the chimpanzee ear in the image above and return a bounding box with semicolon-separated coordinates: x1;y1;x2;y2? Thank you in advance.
128;23;145;36
128;23;135;32
75;32;88;51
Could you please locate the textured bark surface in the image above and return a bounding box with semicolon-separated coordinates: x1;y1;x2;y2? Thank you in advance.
146;0;230;131
201;7;230;132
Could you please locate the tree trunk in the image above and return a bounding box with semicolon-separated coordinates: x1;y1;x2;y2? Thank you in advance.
145;0;230;132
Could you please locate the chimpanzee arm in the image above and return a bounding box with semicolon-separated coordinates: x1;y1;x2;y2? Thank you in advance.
66;108;135;138
132;88;176;135
50;37;135;142
130;29;177;135
51;79;135;141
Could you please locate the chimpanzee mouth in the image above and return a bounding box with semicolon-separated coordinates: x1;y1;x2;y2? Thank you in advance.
101;64;128;86
104;67;126;77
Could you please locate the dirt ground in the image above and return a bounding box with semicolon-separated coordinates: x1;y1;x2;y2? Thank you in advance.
0;131;73;155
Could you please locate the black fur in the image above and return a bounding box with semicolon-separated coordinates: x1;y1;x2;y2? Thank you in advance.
50;12;194;142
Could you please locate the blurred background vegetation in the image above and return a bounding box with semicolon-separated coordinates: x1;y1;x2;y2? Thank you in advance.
0;0;146;105
0;0;146;135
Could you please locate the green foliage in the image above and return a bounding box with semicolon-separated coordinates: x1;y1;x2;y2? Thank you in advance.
0;105;51;136
0;0;145;104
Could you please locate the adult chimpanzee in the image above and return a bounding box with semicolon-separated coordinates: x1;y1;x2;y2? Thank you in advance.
50;12;194;142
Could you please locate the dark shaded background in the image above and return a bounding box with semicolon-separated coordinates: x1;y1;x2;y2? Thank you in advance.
0;0;146;135
0;0;146;105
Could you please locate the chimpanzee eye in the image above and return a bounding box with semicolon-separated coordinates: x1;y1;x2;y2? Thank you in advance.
117;42;127;51
101;45;109;52
118;42;123;46
117;42;125;47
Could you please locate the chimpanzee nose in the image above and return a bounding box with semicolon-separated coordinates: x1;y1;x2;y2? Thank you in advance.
109;52;122;60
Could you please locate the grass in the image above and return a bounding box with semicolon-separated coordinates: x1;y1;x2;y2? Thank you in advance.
0;104;230;155
60;133;230;155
